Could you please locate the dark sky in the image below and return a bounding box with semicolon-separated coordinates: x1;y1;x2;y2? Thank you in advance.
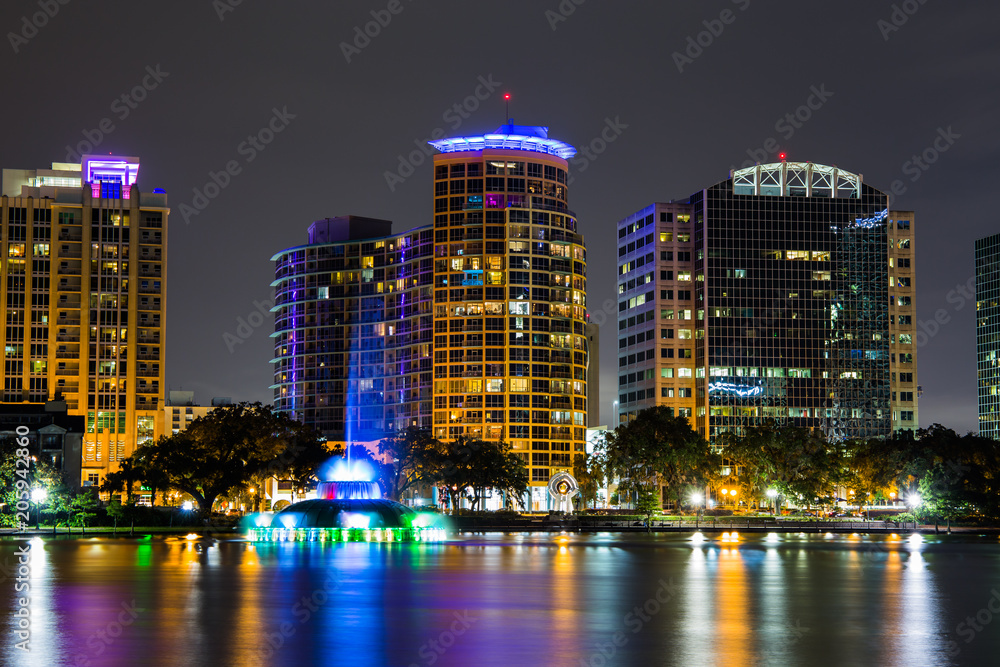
4;1;997;432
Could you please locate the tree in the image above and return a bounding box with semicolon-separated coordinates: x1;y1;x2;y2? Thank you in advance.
573;452;607;509
602;406;718;510
377;428;445;501
100;458;142;505
723;422;841;509
636;487;660;526
106;497;137;535
122;402;331;514
437;437;528;511
69;491;99;533
919;461;969;532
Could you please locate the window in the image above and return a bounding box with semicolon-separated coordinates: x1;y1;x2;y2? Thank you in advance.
900;411;914;421
899;334;912;345
897;277;911;287
678;368;692;378
660;368;674;378
899;315;912;325
897;296;911;306
900;391;914;401
678;329;692;339
661;387;674;397
661;329;674;339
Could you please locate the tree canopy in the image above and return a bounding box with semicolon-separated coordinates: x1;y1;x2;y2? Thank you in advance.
602;407;719;509
124;402;331;513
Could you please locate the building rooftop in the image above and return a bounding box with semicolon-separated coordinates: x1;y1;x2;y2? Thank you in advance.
429;123;576;159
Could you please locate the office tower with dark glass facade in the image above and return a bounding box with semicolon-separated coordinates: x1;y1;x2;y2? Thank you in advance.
274;125;591;508
976;233;1000;438
616;161;918;440
1;155;167;488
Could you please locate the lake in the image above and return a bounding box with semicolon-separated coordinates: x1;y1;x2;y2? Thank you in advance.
3;531;1000;666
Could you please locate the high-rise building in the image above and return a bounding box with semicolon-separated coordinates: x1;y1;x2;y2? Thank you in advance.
976;233;1000;438
273;124;590;508
615;161;917;440
1;155;167;487
271;216;435;438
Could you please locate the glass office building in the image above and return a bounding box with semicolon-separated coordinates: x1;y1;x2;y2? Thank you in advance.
617;161;918;440
976;233;1000;438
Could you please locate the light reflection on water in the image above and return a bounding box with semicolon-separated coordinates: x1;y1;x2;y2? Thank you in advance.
2;532;998;666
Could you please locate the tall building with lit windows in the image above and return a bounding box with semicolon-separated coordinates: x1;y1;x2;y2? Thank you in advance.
615;161;917;440
1;155;167;488
273;124;590;509
976;233;1000;438
271;216;435;438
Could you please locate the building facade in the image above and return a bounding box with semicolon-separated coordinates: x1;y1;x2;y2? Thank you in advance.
616;161;917;440
271;216;435;439
273;125;590;507
976;233;1000;438
1;155;167;487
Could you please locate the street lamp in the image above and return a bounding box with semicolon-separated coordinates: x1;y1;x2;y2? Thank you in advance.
690;492;703;528
907;493;921;531
31;487;47;530
766;488;778;515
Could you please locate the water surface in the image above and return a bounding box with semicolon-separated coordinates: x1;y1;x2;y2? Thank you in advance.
3;532;999;666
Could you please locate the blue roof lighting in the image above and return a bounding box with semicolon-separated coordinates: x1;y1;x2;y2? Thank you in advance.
429;124;576;159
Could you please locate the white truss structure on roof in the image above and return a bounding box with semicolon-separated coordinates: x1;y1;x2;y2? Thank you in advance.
732;162;861;198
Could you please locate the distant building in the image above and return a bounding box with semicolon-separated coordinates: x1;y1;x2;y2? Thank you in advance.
976;233;1000;438
1;155;167;488
163;390;230;435
615;161;917;439
0;400;84;486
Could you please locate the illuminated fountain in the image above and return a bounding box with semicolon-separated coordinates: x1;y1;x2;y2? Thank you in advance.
247;456;447;543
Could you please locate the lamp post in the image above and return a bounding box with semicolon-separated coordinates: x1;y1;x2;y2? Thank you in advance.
766;488;778;516
690;492;703;528
31;487;47;530
907;494;921;531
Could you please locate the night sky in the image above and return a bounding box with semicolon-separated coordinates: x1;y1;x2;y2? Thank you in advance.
3;1;997;432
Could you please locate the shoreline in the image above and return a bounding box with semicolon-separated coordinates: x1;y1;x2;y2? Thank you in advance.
4;524;1000;538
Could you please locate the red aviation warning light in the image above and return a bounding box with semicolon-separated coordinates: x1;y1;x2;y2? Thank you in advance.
778;152;787;161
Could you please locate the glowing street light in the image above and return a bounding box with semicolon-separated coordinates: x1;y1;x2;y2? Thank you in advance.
181;500;194;511
31;487;47;530
766;488;778;515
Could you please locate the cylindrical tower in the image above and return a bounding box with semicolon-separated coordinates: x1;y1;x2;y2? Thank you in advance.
429;125;588;508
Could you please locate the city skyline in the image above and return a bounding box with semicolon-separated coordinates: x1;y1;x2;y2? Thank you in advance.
1;2;996;432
